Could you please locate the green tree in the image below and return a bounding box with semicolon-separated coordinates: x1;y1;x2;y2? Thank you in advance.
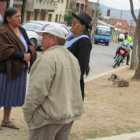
64;7;78;26
98;8;104;20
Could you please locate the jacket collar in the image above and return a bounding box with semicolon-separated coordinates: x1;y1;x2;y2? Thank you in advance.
43;45;63;52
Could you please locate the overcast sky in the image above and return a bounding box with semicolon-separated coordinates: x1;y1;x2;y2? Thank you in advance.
89;0;140;10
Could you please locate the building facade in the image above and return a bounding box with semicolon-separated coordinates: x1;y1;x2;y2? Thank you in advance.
66;0;99;24
24;0;67;23
47;0;67;23
0;0;99;24
70;0;86;13
24;0;57;22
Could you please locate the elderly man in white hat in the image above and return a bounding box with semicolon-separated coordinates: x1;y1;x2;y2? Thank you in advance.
23;24;84;140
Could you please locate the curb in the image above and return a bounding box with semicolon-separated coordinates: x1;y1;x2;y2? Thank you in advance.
85;66;129;83
86;132;140;140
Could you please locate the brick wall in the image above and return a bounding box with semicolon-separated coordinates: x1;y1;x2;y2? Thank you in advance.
0;1;7;18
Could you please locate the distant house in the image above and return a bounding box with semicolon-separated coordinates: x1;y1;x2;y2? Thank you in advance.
104;18;136;37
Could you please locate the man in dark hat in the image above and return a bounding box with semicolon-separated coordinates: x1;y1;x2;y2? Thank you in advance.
65;11;92;100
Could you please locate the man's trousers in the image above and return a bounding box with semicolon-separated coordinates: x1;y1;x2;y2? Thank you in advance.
29;121;73;140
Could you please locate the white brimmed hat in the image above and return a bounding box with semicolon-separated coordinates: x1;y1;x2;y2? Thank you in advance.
37;24;68;39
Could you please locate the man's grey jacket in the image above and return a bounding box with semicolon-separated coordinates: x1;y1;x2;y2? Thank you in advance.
23;45;84;129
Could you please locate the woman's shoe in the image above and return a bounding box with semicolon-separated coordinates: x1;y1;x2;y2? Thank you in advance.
1;120;19;130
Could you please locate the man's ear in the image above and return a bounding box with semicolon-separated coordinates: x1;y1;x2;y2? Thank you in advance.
52;36;58;44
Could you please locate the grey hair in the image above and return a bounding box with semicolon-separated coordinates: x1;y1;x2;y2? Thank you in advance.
57;37;65;45
46;33;65;45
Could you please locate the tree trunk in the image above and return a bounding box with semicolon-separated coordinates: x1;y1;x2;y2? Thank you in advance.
129;0;139;69
130;25;138;69
133;15;140;79
129;0;140;79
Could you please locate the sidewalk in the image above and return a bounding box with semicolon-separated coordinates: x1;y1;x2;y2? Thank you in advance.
86;132;140;140
0;67;140;140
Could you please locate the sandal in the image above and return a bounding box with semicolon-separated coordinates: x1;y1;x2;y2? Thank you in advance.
1;120;19;130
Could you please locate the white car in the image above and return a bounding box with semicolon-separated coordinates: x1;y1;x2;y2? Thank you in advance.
22;21;70;49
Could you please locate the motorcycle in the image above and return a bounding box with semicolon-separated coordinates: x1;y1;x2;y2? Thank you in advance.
113;41;130;68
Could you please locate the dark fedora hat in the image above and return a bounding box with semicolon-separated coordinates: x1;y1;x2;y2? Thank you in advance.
72;11;92;29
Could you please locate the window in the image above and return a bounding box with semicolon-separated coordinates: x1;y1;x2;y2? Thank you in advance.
40;10;45;20
34;11;38;20
96;27;110;36
66;0;69;9
81;4;84;11
59;15;61;23
55;14;58;22
26;12;30;21
76;3;80;12
48;14;52;21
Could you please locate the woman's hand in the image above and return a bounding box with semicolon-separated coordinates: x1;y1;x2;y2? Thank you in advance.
23;53;31;62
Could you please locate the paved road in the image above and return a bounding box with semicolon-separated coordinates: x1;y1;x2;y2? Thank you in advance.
37;42;126;81
37;42;119;74
89;43;119;75
84;42;127;82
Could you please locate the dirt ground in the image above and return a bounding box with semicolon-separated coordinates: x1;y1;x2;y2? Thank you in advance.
71;68;140;140
0;68;140;140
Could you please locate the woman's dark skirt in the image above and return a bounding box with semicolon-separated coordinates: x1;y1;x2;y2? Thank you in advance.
0;72;27;107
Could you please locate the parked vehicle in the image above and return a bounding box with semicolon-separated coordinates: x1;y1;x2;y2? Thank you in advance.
94;25;111;46
67;26;71;30
113;41;130;68
21;21;70;49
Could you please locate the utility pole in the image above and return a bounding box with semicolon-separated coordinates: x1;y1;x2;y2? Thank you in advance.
129;20;133;35
92;0;100;26
120;10;122;19
91;0;100;43
21;0;26;23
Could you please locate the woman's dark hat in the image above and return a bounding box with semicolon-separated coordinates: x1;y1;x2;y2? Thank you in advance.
72;11;92;29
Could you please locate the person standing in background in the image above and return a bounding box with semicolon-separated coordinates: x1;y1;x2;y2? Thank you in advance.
0;7;36;130
65;11;92;100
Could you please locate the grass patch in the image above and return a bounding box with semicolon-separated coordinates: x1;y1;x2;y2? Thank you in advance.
70;133;83;140
84;129;111;139
76;127;140;139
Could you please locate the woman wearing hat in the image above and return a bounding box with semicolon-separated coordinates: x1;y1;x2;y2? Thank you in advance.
65;11;92;100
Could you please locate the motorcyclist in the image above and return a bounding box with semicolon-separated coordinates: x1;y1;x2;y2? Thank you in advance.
114;32;132;65
124;32;132;42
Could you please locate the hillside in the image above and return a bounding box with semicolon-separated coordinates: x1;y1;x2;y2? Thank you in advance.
100;4;139;25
